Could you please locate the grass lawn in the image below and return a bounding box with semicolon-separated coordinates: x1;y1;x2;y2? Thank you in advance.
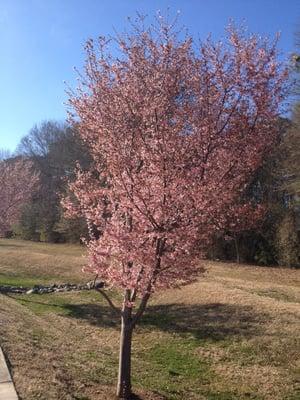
0;238;299;400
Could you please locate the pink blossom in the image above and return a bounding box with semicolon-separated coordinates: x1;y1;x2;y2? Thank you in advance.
0;159;39;235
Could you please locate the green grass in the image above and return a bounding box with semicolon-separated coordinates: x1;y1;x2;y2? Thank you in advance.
202;393;264;400
14;293;74;315
148;341;211;379
11;290;109;317
137;340;212;399
0;272;60;287
133;337;267;400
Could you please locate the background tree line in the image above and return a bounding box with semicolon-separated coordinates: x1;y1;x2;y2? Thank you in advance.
4;121;91;243
212;31;300;268
0;112;297;267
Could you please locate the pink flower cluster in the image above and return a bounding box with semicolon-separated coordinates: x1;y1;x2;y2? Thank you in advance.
0;159;39;235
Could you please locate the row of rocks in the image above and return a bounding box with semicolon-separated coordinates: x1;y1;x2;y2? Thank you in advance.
0;285;27;294
0;281;104;295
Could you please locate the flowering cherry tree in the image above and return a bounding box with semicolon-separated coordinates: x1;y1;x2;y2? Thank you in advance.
64;17;287;398
0;159;38;236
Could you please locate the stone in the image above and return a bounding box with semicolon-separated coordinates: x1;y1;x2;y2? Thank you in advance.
26;289;34;295
0;349;11;384
1;280;104;296
0;382;18;399
95;281;104;289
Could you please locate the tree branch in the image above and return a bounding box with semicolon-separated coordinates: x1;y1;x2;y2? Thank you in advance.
95;287;120;316
131;290;151;328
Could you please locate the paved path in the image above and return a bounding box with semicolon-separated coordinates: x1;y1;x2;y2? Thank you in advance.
0;348;18;399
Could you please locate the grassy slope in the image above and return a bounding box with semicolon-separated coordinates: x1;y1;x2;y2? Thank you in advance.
0;238;299;400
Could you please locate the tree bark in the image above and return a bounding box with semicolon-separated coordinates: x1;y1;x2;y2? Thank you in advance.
116;305;133;399
234;235;240;264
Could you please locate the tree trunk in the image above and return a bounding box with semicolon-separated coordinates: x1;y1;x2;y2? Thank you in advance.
117;307;133;399
116;267;156;398
234;236;240;264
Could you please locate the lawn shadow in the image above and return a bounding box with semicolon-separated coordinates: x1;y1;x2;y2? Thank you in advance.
64;302;119;327
6;293;63;307
140;302;268;342
10;291;268;342
62;301;268;342
0;242;25;248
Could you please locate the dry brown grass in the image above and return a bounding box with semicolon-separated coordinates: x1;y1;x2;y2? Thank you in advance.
0;239;86;284
0;239;299;400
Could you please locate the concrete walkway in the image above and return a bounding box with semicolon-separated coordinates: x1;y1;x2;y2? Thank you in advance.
0;348;18;399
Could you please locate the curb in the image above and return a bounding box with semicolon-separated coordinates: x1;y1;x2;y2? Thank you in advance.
0;348;18;399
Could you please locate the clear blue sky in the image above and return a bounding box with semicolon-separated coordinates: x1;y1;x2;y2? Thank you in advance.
0;0;299;151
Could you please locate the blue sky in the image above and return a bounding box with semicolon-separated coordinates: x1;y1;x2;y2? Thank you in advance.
0;0;299;151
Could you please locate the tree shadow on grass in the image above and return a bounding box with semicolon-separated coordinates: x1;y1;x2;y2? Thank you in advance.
141;302;268;342
62;301;268;342
9;292;268;342
63;302;119;328
0;242;24;248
